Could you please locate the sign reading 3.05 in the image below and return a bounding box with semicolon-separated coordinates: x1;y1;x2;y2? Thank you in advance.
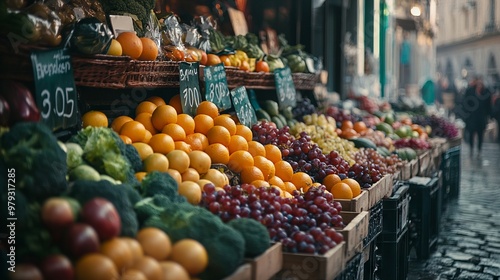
230;86;257;128
31;48;78;130
274;66;297;109
179;62;202;116
204;63;231;111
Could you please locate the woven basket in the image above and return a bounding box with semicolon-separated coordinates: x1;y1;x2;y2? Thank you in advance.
243;71;275;89
126;60;179;88
224;67;246;88
292;73;318;90
72;55;131;89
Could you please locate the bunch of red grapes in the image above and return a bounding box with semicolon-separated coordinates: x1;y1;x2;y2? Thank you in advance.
394;138;431;150
324;106;362;128
412;115;459;139
352;148;404;178
200;183;345;254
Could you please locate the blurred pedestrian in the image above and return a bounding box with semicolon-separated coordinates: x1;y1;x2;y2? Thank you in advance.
492;90;500;143
463;76;492;157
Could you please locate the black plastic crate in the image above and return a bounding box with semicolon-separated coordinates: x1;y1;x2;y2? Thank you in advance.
335;253;363;280
441;145;461;198
363;241;378;280
382;183;410;236
376;227;409;280
407;175;442;260
363;200;383;246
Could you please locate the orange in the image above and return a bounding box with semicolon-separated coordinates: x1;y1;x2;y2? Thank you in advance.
274;160;294;182
132;142;154;160
116;32;143;60
330;182;353;199
121;269;147;280
181;168;200;182
196;179;213;190
120;135;132;144
138;37;159;61
166;169;182;186
250;180;270;188
283;181;297;193
135;112;157;135
218;55;231;66
143;130;152;143
149;133;175;154
205;54;222;66
75;253;118;280
143;153;169;172
199;50;208;66
185;133;209;151
323;174;342;192
239;60;250;71
106;39;122;56
136;227;172;261
342;178;362;197
111;116;133;133
120;121;147;143
228;135;248;154
353;121;368;133
135;172;147;182
255;61;270;73
247;141;266;157
146;96;166;107
341;120;354;130
162;123;186;141
235;124;253;142
100;238;133;271
158;261;190;280
269;176;285;190
213;115;236;135
174;141;192;153
240;166;265;184
136;101;157;116
204;143;230;164
227;150;254;173
340;128;358;139
207;125;231;146
169;239;208;276
253;156;275;180
168;94;182;114
188;151;212;174
196;101;219;118
82;111;108;128
193;114;214;135
264;144;282;163
166;150;190;174
176;114;195;135
291;172;313;193
201;169;226;188
152;105;178;131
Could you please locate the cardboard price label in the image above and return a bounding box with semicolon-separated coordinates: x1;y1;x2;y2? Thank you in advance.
179;62;202;116
274;66;297;109
31;48;78;130
230;86;257;128
204;63;231;111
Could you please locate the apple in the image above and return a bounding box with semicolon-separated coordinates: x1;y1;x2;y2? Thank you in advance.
39;254;74;280
81;198;121;241
41;197;80;231
8;263;43;280
64;223;100;259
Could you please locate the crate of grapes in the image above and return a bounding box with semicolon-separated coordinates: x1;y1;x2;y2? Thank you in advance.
337;211;370;260
365;175;393;209
336;190;369;212
246;243;283;280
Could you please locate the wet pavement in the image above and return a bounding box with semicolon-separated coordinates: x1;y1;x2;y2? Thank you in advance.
408;141;500;280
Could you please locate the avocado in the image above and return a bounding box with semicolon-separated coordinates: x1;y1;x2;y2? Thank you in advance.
69;164;101;181
263;100;280;117
255;109;271;121
375;122;394;135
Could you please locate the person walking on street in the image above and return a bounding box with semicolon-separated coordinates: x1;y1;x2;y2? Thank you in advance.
492;90;500;143
463;76;492;157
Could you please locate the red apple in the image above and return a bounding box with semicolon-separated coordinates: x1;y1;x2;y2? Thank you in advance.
39;254;74;280
81;198;121;241
41;197;79;231
64;223;100;259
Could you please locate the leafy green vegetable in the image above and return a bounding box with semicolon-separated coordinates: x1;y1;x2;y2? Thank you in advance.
98;0;155;37
227;218;271;258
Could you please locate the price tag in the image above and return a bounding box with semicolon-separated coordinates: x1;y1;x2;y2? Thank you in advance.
204;63;231;111
230;86;257;128
30;48;78;130
248;89;262;110
274;66;297;109
179;62;202;116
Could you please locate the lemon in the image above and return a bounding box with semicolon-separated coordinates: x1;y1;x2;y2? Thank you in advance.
107;39;122;56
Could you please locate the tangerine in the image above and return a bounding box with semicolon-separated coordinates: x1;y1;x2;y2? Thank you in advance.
274;160;294;182
146;96;166;106
235;124;253;142
178;181;202;204
247;141;266;157
158;261;190;280
205;54;222;66
342;178;362;197
136;101;157;116
176;114;195;135
240;166;265;184
168;94;182;114
207;125;231;146
283;181;297;193
135;112;157;135
82;111;108;128
143;153;169;172
323;174;342;192
135;172;147;182
253;156;275;180
120;121;147;143
227;150;254;173
181;168;200;182
132;142;154;160
166;150;190;173
353;121;368;133
196;101;219;118
111;116;133;133
228;135;249;154
169;239;208;276
264;144;282;163
185;133;209;151
204;143;230;164
201;169;226;188
291;172;313;193
213;115;236;135
116;32;143;60
174;141;192;153
193;114;214;135
188;151;212;174
269;176;285;190
250;180;270;188
330;182;353;199
138;37;159;61
143;130;153;143
162;123;186;141
149;133;175;154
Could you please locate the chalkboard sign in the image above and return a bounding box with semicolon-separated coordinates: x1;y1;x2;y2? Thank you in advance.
204;63;231;110
230;86;257;128
179;62;202;116
31;48;78;130
248;89;262;110
274;66;297;109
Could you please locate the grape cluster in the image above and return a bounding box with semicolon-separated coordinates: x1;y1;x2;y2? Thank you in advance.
200;184;345;254
324;106;362;128
252;121;294;147
352;148;404;177
292;98;317;122
412;115;459;139
394;138;431;150
347;162;382;189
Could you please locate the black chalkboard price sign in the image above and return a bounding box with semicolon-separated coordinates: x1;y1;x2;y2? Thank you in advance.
204;63;231;110
30;48;78;130
230;86;257;128
179;62;202;116
274;66;297;109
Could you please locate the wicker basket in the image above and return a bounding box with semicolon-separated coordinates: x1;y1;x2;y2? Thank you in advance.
243;71;275;89
292;73;318;90
224;67;246;88
126;60;180;88
72;55;131;89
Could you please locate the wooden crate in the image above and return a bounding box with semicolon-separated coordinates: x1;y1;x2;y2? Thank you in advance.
447;136;462;149
246;243;283;280
410;158;420;178
276;241;345;280
366;175;393;209
224;263;252;280
417;151;431;176
337;190;369;212
338;211;370;261
400;162;412;181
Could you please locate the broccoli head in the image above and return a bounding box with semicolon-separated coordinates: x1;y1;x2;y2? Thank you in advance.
68;179;140;237
125;144;143;172
134;195;169;225
0;122;67;201
227;218;271;258
140;171;181;200
99;0;156;36
143;202;245;279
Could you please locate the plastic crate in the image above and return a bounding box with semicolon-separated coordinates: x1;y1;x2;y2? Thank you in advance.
441;145;461;199
376;227;410;280
363;201;383;246
382;183;410;236
362;241;378;280
334;253;363;280
407;175;442;260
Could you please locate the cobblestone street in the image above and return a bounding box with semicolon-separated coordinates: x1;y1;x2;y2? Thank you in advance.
408;141;500;280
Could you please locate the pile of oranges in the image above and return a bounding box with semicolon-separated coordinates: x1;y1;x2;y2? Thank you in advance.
107;32;159;61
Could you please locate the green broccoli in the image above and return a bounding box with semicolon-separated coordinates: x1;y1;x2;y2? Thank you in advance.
134;195;164;225
125;144;143;172
65;142;83;170
143;202;245;279
227;218;271;258
68;179;140;237
0;122;67;201
140;171;181;200
99;0;155;36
